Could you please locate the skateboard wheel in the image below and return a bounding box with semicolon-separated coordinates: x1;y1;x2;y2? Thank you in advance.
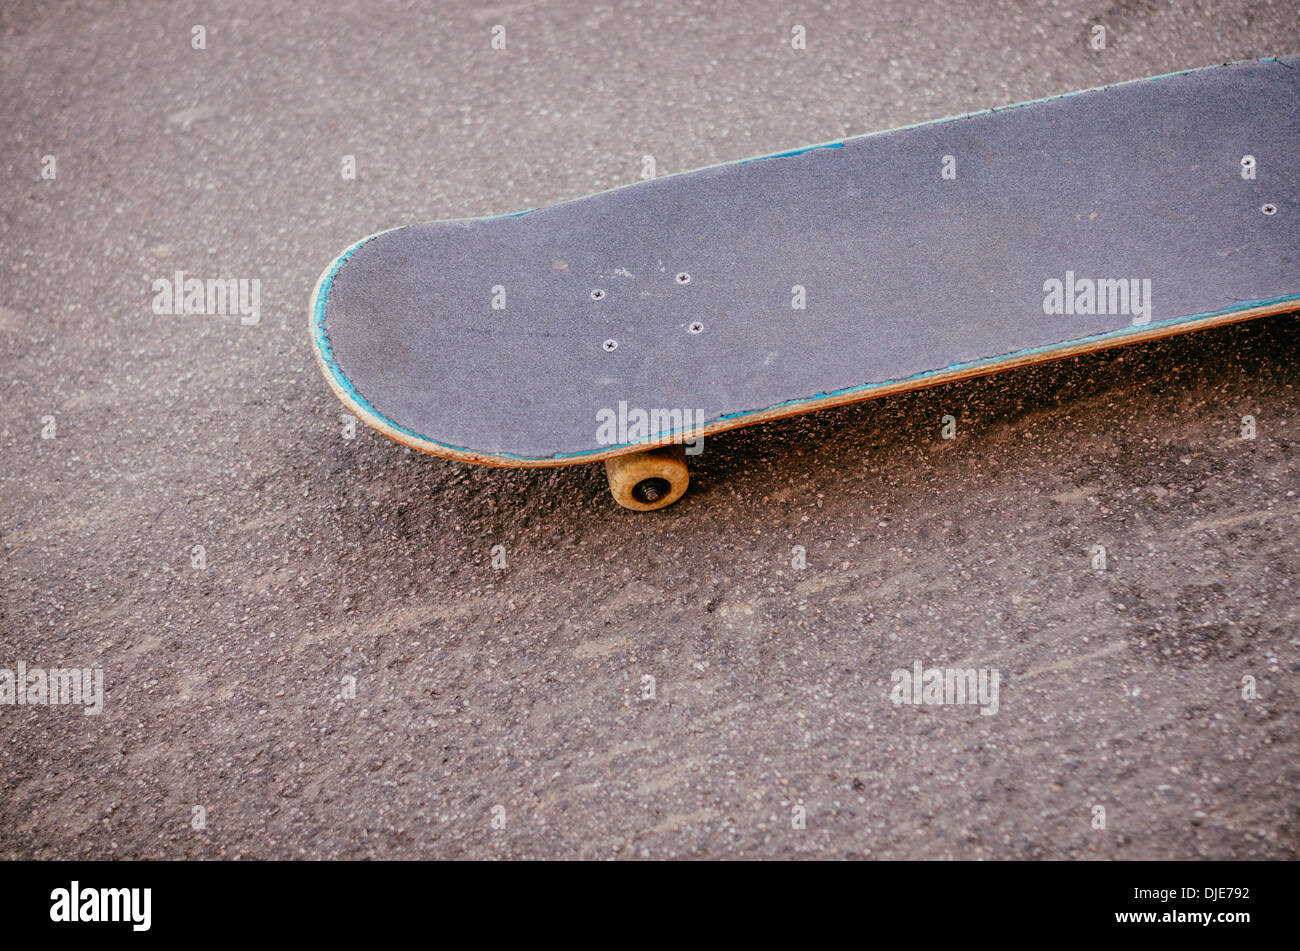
604;444;690;511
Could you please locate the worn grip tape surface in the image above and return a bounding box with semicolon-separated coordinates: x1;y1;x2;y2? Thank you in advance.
312;56;1300;465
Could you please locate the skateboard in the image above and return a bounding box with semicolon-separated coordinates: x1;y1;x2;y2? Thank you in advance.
311;56;1299;511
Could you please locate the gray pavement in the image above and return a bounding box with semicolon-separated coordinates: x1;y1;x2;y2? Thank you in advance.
1;0;1297;859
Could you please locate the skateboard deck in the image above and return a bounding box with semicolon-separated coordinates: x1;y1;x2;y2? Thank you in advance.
311;56;1299;510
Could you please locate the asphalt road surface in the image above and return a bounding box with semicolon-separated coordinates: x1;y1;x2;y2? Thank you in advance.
1;1;1297;859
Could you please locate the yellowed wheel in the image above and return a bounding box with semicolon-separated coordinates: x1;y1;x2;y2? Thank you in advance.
604;444;690;511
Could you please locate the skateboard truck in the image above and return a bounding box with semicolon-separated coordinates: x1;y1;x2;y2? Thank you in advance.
603;444;689;511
